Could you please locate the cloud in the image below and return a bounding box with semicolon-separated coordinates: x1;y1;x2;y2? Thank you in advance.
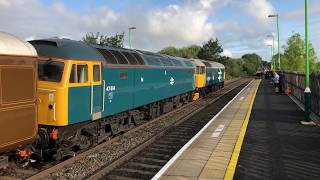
221;49;233;57
263;38;278;53
0;1;62;38
0;0;10;8
239;0;275;24
144;1;216;49
283;1;320;20
0;0;277;60
25;35;36;41
0;0;220;51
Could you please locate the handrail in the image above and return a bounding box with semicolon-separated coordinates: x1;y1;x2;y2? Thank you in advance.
282;71;320;116
53;103;56;121
90;82;93;115
102;80;106;112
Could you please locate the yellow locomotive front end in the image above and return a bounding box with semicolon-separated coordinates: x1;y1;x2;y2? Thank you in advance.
191;59;206;100
37;59;69;126
194;66;206;88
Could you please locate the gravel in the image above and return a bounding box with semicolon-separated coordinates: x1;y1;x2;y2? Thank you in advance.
45;110;197;179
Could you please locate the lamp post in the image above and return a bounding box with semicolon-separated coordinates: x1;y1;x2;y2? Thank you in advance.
301;0;314;125
267;35;275;69
128;27;136;49
268;14;280;70
267;44;273;69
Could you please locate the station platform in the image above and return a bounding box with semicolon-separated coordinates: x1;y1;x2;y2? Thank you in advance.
153;79;320;180
153;79;260;180
234;79;320;179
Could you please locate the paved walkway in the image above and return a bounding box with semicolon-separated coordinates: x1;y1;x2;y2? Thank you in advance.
234;79;320;180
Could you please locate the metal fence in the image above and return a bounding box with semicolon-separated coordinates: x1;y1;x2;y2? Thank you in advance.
282;71;320;116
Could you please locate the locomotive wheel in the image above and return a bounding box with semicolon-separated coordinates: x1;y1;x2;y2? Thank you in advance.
78;134;91;150
34;128;50;149
110;122;120;135
54;149;75;161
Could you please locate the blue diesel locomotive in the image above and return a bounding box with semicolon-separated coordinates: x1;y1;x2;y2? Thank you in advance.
29;39;224;160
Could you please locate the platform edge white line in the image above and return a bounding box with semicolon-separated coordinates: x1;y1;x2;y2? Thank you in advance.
151;80;254;180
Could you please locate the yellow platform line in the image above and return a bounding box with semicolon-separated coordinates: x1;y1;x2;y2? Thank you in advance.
224;80;261;180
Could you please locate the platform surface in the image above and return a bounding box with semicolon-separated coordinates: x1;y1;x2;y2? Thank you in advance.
155;80;260;180
234;79;320;180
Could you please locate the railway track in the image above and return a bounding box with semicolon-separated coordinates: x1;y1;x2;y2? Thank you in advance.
0;78;249;180
86;78;251;180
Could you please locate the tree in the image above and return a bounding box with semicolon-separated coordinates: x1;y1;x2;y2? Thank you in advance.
197;38;228;64
225;58;243;79
160;38;266;79
271;53;286;70
82;32;125;48
159;45;201;58
241;53;262;75
261;60;271;69
180;45;201;58
159;46;179;56
281;33;317;72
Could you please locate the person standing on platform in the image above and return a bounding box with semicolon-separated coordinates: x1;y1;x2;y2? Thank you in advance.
273;71;280;93
278;72;284;93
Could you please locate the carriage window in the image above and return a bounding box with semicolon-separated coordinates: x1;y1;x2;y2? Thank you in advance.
38;60;64;82
97;49;118;64
184;61;193;67
196;66;200;74
110;50;128;64
77;65;88;83
69;64;76;83
122;52;138;65
132;53;145;65
93;65;100;82
172;59;182;66
200;66;205;74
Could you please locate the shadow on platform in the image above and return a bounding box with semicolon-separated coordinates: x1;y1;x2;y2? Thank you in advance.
234;79;320;180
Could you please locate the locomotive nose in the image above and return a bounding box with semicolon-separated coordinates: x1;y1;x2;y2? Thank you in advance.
38;89;57;124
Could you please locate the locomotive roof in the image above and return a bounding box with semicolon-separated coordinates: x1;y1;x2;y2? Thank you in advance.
93;45;147;65
192;59;225;69
29;39;105;61
135;50;193;68
201;59;225;69
0;31;37;57
191;59;206;66
29;38;194;68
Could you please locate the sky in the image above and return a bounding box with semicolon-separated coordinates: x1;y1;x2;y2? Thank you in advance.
0;0;319;61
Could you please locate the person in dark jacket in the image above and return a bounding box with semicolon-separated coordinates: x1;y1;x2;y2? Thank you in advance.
279;72;284;93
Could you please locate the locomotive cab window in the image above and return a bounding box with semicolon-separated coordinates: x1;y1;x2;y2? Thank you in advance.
195;66;205;74
200;66;205;74
77;65;88;83
38;60;64;82
69;64;76;83
93;64;101;82
69;64;88;83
